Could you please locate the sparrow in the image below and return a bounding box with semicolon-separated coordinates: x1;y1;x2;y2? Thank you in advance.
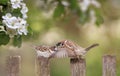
34;45;57;58
50;40;99;58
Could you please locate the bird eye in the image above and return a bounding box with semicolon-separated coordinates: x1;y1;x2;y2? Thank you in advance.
61;43;64;46
56;42;61;46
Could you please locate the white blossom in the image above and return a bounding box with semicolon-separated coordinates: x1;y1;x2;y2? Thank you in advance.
10;0;23;9
2;0;28;37
22;14;28;19
2;13;12;20
18;17;27;26
61;1;69;7
79;0;90;12
79;0;101;12
17;25;28;35
91;0;101;8
2;14;20;29
21;3;28;14
15;17;28;35
20;3;28;19
2;13;28;36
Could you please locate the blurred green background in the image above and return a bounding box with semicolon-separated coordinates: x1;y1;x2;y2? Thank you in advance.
0;0;120;76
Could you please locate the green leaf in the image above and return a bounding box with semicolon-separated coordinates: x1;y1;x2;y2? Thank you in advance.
0;0;9;5
27;26;33;35
69;0;78;9
95;15;104;26
79;9;90;24
13;35;22;48
0;12;3;22
0;31;10;45
69;0;82;16
12;9;22;17
79;12;89;24
0;21;3;26
95;9;104;26
53;3;64;18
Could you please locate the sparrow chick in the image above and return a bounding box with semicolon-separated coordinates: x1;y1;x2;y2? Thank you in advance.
51;40;99;58
34;45;56;58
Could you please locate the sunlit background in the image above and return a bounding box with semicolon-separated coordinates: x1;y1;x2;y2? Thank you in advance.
0;0;120;76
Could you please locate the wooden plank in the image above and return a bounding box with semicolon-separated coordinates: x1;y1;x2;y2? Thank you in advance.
70;58;86;76
103;55;116;76
6;55;21;76
36;57;50;76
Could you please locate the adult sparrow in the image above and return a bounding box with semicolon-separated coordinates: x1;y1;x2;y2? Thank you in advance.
50;40;99;58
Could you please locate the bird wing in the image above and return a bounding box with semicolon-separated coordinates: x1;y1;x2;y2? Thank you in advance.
52;49;69;58
37;50;54;58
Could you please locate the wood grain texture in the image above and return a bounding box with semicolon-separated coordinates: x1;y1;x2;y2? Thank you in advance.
103;55;116;76
70;58;86;76
6;56;21;76
36;56;50;76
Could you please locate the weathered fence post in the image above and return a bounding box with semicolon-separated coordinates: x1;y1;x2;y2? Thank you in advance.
6;55;21;76
70;58;86;76
36;57;50;76
103;55;116;76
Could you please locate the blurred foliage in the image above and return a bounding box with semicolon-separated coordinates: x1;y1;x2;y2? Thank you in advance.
24;0;106;42
13;35;22;48
0;0;120;76
23;0;120;76
0;31;10;45
0;0;9;5
37;0;103;25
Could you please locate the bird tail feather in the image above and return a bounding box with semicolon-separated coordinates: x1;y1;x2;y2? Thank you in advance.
85;43;99;51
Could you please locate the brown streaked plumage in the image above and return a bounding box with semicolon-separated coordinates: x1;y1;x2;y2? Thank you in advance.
51;40;99;58
34;45;56;58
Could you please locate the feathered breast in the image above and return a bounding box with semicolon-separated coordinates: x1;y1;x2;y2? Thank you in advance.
34;45;55;58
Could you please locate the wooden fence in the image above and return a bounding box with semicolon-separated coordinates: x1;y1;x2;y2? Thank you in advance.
6;55;116;76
